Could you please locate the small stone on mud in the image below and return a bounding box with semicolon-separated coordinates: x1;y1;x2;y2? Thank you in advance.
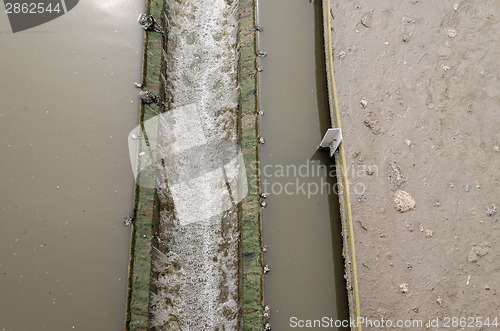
358;194;367;202
394;190;415;213
437;297;443;306
364;112;382;135
486;203;498;217
447;29;457;38
425;229;433;237
356;155;366;165
494;145;499;152
360;98;368;108
387;161;406;190
399;283;409;293
361;11;373;28
467;242;491;262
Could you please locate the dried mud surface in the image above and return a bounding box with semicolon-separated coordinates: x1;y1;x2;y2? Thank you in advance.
331;0;499;327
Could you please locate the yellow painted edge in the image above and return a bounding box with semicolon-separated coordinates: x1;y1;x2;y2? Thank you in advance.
323;0;362;328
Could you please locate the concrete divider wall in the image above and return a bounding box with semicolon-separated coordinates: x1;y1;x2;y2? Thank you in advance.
322;0;361;329
126;0;266;329
149;0;242;329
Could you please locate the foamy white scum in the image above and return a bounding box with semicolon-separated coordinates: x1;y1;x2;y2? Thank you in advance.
150;0;241;329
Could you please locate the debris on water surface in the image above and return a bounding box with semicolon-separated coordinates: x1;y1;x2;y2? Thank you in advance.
139;90;157;104
123;215;133;226
138;14;164;34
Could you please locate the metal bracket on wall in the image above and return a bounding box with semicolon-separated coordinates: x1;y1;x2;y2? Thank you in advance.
319;128;343;157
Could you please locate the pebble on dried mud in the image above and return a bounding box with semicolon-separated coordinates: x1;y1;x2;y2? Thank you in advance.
467;242;491;263
485;203;498;217
394;190;415;212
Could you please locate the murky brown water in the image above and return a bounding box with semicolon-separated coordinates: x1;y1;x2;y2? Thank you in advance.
0;1;143;329
257;0;348;329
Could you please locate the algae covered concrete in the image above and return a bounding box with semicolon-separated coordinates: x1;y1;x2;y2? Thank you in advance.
126;0;264;329
126;0;164;329
238;0;265;329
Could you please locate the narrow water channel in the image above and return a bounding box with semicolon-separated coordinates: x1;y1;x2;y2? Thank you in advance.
0;2;143;329
257;0;348;328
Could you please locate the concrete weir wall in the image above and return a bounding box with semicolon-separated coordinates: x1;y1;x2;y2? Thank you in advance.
322;0;361;328
150;0;242;329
